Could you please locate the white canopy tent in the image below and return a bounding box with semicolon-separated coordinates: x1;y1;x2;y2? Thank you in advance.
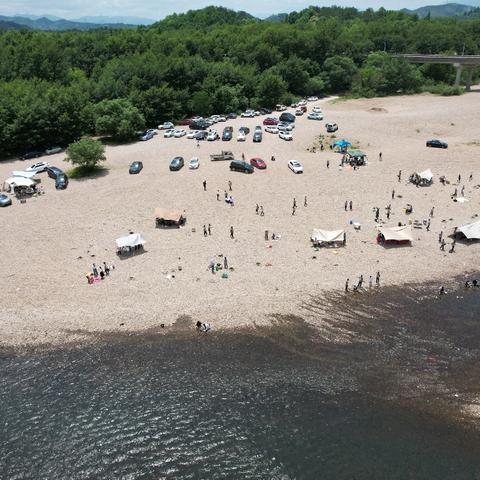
418;169;433;182
457;220;480;240
116;233;145;249
3;176;37;192
377;225;413;243
12;171;37;179
311;228;346;246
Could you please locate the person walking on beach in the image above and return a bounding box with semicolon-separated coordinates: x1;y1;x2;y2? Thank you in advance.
426;219;431;232
242;153;245;161
260;206;265;216
438;231;443;243
379;152;382;161
304;196;308;207
458;174;461;184
256;203;259;215
228;180;232;191
449;241;456;253
292;205;296;216
208;224;212;236
369;275;373;289
391;189;395;199
327;160;330;169
216;191;220;201
224;256;228;270
344;201;348;211
398;170;402;182
440;239;446;251
376;271;380;287
92;263;98;277
429;207;435;218
203;225;207;237
345;278;349;292
230;226;234;239
375;208;380;222
203;180;207;191
224;190;228;200
293;198;297;209
349;200;353;211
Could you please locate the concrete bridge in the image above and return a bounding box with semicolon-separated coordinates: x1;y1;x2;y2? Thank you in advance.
397;54;480;91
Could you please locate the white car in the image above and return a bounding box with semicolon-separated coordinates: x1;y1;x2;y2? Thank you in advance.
164;129;175;138
298;100;307;106
189;157;200;169
307;96;319;102
288;160;303;174
279;131;293;141
217;116;226;122
276;104;287;111
265;126;279;134
326;122;338;132
277;123;293;132
174;129;186;138
159;122;174;130
307;113;323;121
26;161;49;173
241;110;255;118
207;130;218;141
312;106;322;113
187;130;199;139
295;109;304;116
237;132;246;142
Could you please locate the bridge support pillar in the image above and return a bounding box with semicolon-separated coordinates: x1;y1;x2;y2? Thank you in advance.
465;67;473;91
454;63;462;87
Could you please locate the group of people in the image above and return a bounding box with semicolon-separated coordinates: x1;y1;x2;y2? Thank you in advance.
208;255;229;274
85;262;114;284
196;321;211;333
345;272;381;292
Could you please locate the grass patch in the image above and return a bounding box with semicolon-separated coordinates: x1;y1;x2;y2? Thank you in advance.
66;165;108;179
425;83;464;96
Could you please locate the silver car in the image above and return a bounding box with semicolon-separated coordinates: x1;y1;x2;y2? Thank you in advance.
0;193;12;207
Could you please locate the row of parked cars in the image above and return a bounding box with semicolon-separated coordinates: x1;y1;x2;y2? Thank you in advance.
19;146;63;160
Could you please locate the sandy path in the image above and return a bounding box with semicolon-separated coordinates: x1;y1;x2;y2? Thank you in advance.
1;92;479;347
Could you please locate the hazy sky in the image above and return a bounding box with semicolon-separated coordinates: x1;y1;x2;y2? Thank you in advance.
1;0;479;20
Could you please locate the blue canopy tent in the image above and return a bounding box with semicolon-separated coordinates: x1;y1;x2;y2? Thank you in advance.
334;139;351;150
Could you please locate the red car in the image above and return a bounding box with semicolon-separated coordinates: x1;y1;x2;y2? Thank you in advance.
300;105;307;113
263;117;278;126
250;157;266;169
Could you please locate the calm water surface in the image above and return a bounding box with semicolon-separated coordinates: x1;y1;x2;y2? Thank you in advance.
1;285;480;479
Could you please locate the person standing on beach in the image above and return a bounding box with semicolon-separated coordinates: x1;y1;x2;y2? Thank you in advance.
469;173;473;181
461;185;465;196
203;180;207;191
375;208;380;222
391;189;395;199
426;219;431;232
208;224;212;236
293;198;297;209
260;206;265;216
92;263;98;277
103;262;110;276
224;191;228;200
224;256;228;270
376;271;380;287
203;225;207;237
438;231;443;243
430;207;435;217
345;278;349;292
292;205;296;216
216;191;220;201
369;276;373;289
256;203;259;215
449;241;456;253
327;160;330;169
440;239;446;251
349;201;353;211
398;170;402;182
344;201;348;211
242;153;245;161
230;226;234;239
304;196;307;207
379;152;382;161
458;174;461;184
228;180;232;191
358;275;364;289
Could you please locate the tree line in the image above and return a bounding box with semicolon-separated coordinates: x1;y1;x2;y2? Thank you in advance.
1;5;479;157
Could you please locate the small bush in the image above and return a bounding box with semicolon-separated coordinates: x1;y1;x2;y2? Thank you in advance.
426;83;463;96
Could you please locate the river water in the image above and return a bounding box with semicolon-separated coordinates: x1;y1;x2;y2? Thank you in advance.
1;284;480;479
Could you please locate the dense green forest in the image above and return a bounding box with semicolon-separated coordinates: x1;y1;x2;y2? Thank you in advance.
1;5;480;157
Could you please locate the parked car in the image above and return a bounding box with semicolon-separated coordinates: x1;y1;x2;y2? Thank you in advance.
230;160;254;173
226;113;237;119
129;161;143;174
187;130;199;139
139;130;155;141
308;113;323;121
300;105;307;112
237;131;246;142
426;139;448;149
159;121;174;130
222;126;233;141
259;107;273;115
46;166;64;179
307;96;319;102
253;131;262;143
170;156;184;171
275;104;287;111
288;160;303;174
195;131;208;140
277;122;294;132
241;110;255;118
164;129;175;138
279;112;296;123
0;193;12;207
250;157;266;169
174;129;186;138
239;127;250;135
279;131;293;141
189;157;200;169
20;149;44;160
207;130;219;141
295;108;304;116
326;122;338;132
265;126;279;134
26;161;49;173
45;146;62;155
190;120;209;130
263;117;278;125
312;106;322;113
55;173;69;189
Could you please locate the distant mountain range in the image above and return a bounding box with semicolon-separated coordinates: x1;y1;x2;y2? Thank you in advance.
0;3;478;32
400;3;475;18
